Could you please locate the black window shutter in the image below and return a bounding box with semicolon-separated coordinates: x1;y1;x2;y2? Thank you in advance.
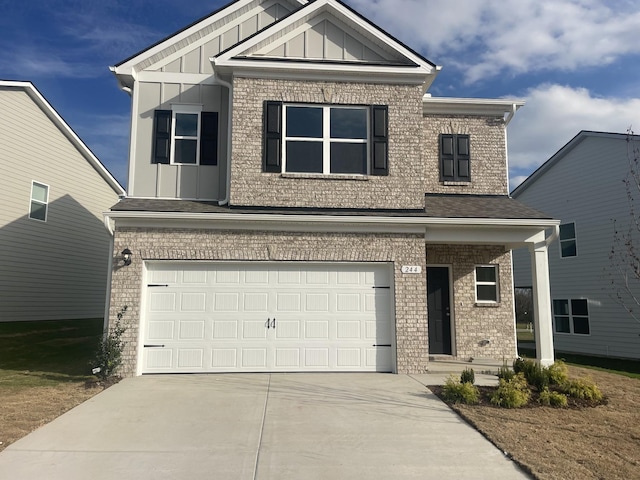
440;134;455;181
200;112;219;166
153;110;171;164
456;135;470;181
371;105;388;176
263;101;282;173
440;134;470;182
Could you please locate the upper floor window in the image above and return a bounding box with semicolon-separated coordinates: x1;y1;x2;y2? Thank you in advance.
559;222;577;258
263;101;388;176
553;299;590;334
475;265;499;303
29;181;49;222
440;134;470;182
152;106;218;166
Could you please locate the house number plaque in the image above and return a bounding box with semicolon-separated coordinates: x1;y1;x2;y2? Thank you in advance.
401;266;422;274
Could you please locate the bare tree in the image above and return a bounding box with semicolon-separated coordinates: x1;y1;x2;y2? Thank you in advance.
608;129;640;325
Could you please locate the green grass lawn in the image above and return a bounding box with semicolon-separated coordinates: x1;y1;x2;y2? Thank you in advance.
0;319;104;387
518;346;640;379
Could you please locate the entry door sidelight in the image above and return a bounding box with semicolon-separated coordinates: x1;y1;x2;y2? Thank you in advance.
427;267;452;355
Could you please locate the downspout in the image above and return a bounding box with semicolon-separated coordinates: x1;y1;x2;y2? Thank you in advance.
210;59;233;206
102;213;115;333
505;103;518;196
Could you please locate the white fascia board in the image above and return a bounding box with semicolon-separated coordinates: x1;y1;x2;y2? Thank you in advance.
425;225;549;245
215;0;435;74
219;60;431;81
0;81;125;196
106;210;559;229
423;96;525;116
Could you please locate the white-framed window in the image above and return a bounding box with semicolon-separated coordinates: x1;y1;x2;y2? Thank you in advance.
282;104;369;175
559;222;577;258
553;299;590;335
152;106;218;166
29;181;49;222
475;265;499;303
263;102;388;176
171;105;201;165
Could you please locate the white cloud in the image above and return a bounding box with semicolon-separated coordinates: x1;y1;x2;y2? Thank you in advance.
507;84;640;189
347;0;640;83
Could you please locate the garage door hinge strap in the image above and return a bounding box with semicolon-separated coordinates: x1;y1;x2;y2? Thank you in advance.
147;284;169;287
144;344;165;348
372;286;391;289
373;344;392;347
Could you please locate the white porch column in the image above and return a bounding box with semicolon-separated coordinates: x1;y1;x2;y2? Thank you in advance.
530;242;555;366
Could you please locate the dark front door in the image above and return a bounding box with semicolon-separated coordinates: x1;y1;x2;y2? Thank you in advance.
427;267;452;355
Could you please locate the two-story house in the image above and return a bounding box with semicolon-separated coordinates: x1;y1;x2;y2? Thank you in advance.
0;80;124;324
513;131;640;360
106;0;558;376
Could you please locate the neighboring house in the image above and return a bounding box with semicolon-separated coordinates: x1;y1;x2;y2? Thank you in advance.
0;81;125;323
107;0;558;377
513;131;640;360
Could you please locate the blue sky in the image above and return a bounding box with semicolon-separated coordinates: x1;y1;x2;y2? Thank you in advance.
2;0;640;190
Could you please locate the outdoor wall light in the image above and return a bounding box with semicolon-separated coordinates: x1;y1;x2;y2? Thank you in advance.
121;248;133;266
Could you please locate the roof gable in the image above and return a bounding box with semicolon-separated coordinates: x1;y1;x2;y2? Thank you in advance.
214;0;437;79
0;81;124;196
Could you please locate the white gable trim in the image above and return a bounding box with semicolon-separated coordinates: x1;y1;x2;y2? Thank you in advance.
0;81;125;196
113;0;308;76
215;0;436;76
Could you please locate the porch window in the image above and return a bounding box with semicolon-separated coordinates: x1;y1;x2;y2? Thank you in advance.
475;265;499;302
559;222;577;258
553;299;590;335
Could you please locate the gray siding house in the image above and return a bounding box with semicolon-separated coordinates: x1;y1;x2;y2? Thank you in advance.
0;81;125;322
513;131;640;360
107;0;559;377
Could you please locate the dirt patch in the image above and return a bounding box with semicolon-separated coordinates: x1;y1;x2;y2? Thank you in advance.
432;366;640;480
0;382;103;452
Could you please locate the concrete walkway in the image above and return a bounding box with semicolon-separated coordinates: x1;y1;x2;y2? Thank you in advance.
0;373;529;479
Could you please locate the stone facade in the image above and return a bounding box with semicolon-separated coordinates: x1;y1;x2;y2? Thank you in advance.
423;114;509;195
109;227;428;377
230;77;425;210
427;244;517;360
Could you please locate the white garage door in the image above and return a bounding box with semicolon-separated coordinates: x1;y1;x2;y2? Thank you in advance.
141;262;394;373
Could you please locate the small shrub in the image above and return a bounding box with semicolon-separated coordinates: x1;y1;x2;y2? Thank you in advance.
93;305;128;380
538;388;568;407
497;361;515;381
565;377;603;402
526;363;550;391
490;373;530;408
442;375;480;404
513;357;529;375
547;360;569;386
460;367;475;384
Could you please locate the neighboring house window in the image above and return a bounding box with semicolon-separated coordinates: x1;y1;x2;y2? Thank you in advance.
475;265;499;302
263;102;388;176
152;106;218;166
559;222;577;257
440;134;470;182
29;181;49;222
553;299;590;335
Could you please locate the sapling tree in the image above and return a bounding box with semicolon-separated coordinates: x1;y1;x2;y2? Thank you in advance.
608;130;640;327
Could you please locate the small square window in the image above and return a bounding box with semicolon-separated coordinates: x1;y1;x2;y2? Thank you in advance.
553;298;589;334
475;265;499;303
29;182;49;222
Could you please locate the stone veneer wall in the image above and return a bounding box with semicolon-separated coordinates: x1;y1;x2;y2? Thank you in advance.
230;77;425;209
427;244;517;360
423;115;509;195
109;227;428;377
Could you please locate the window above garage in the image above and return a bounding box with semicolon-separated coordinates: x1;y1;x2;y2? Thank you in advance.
263;102;388;176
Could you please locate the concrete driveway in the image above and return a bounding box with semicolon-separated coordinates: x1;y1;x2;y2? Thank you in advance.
0;374;529;479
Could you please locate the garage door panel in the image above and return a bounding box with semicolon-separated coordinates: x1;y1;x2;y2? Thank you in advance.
143;262;394;373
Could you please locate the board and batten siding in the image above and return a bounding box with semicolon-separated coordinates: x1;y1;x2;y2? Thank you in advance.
512;134;640;359
0;87;120;322
130;82;228;200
